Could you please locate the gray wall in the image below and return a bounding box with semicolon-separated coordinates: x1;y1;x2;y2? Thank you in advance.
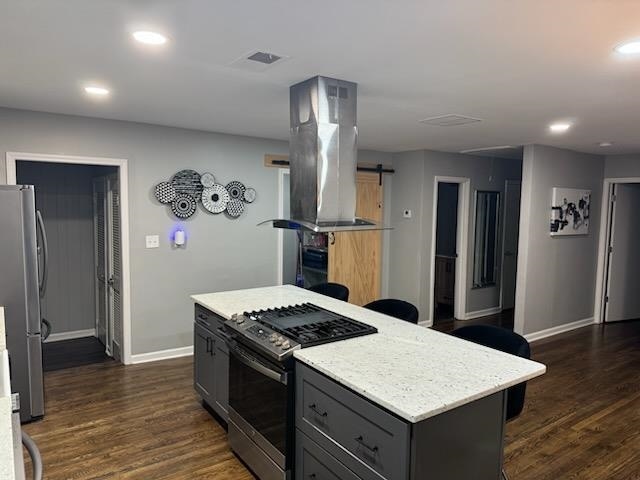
515;145;605;335
0;107;289;355
604;155;640;178
0;107;393;355
16;162;114;335
388;149;522;321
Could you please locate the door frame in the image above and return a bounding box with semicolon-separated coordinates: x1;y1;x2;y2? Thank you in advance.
427;176;471;326
594;176;640;324
276;168;290;285
6;152;133;365
499;180;521;310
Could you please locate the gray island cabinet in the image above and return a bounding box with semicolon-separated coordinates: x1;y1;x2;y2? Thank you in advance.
296;362;505;480
193;304;229;421
192;285;546;480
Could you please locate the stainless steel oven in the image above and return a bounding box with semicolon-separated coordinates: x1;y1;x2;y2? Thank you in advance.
224;304;376;480
228;341;295;480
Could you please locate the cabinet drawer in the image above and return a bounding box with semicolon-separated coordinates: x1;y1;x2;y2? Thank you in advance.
296;429;362;480
296;363;410;480
194;304;224;331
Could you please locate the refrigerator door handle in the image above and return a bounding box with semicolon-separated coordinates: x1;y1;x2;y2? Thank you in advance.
36;210;49;298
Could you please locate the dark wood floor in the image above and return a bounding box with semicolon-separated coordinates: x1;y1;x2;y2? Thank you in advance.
24;320;640;479
43;336;110;371
432;308;514;333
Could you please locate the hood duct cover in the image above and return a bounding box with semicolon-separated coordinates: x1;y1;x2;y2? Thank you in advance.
261;76;389;232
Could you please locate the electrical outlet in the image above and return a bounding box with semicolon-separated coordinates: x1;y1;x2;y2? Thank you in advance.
403;209;412;219
145;235;160;249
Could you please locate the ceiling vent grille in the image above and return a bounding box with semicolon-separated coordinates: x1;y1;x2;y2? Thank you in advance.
229;50;289;72
419;114;482;126
247;51;282;65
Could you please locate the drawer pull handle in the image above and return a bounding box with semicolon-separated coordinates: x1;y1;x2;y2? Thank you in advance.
355;435;379;453
197;313;208;320
308;475;316;479
308;403;328;417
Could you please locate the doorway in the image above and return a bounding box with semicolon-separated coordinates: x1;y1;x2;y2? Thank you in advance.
6;152;132;365
429;177;470;325
433;182;459;322
501;180;522;311
15;161;119;370
601;183;640;323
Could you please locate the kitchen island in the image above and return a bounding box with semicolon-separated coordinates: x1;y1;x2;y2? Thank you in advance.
192;285;545;480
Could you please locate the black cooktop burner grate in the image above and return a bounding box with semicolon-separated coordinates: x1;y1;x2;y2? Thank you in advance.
244;303;377;347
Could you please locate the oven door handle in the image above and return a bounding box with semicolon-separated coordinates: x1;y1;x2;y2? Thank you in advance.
229;345;289;385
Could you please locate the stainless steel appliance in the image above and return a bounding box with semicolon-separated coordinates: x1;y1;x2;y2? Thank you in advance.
260;76;390;233
225;303;377;480
0;185;47;422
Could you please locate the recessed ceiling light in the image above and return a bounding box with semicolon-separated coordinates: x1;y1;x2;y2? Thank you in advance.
84;85;110;96
132;31;168;45
549;122;571;133
615;40;640;55
599;141;614;147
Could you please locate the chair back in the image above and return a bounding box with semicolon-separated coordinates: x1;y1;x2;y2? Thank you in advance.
363;299;419;323
308;282;349;302
451;325;530;421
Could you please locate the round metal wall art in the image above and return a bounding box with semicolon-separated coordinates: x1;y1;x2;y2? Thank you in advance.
172;169;203;198
226;199;245;218
226;181;246;200
200;172;216;188
202;184;229;214
243;187;256;203
154;170;256;220
171;194;197;219
154;181;176;204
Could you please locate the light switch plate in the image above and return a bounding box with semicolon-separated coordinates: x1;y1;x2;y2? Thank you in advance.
145;235;160;249
403;209;412;218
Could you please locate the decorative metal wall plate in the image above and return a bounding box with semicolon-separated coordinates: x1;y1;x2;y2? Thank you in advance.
243;187;256;203
202;184;230;214
226;181;246;200
226;199;245;218
172;169;203;198
200;172;216;188
171;194;197;219
155;170;256;219
154;182;176;204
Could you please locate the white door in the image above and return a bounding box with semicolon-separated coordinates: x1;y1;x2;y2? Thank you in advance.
605;183;640;322
93;177;109;350
501;181;521;310
107;174;123;361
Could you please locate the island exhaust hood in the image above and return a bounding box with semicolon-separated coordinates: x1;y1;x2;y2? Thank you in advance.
260;76;389;233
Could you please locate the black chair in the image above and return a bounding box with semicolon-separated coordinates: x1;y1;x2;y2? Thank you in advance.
363;299;419;323
308;282;349;302
450;325;531;480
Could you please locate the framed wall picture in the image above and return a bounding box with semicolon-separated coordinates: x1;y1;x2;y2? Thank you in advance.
550;188;591;236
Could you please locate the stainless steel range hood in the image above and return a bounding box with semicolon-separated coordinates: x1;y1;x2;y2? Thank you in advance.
260;76;389;232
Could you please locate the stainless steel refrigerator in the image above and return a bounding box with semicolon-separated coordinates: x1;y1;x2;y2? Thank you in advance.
0;185;47;422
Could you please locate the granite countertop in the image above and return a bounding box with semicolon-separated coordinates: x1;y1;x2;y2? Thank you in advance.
0;307;17;480
192;285;546;423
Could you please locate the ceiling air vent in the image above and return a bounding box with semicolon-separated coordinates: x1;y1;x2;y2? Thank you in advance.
419;114;482;126
229;50;289;72
247;51;282;65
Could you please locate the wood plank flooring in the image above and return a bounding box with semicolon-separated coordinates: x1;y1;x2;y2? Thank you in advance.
23;320;640;479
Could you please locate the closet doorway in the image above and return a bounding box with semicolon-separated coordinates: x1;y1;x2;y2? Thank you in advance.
6;152;132;367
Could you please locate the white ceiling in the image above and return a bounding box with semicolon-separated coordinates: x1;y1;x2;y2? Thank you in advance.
2;0;640;155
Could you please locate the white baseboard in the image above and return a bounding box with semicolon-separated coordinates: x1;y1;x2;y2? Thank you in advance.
44;328;96;343
130;346;193;364
524;317;596;343
462;306;503;320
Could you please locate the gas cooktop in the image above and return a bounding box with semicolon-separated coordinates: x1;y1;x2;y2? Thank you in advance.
247;303;377;347
225;303;378;361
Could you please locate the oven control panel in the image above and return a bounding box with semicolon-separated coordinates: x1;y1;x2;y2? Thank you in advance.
225;313;301;360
